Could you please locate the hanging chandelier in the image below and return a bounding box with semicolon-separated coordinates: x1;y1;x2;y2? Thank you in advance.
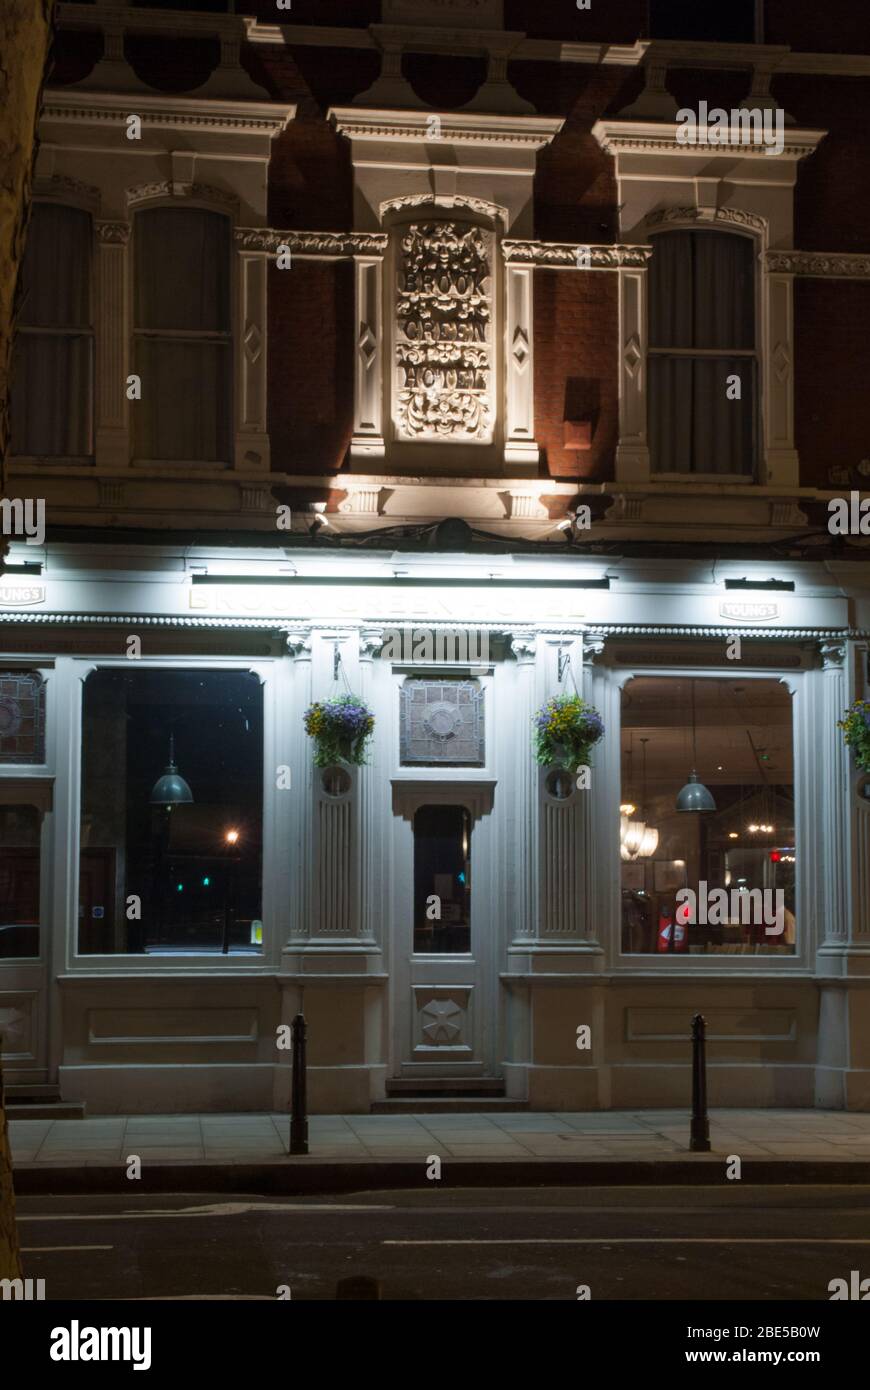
620;736;659;861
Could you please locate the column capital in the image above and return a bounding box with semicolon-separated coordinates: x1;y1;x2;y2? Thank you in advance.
508;631;537;664
820;638;847;669
285;628;312;658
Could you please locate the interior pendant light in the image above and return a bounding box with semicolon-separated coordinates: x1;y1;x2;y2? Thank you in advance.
149;732;194;808
676;679;716;813
620;736;660;860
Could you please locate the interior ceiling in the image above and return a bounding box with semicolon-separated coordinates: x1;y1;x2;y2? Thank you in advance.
621;677;793;784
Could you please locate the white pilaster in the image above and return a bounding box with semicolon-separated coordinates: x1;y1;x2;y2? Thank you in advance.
94;223;130;470
504;263;538;469
234;249;270;471
350;255;385;462
763;270;799;486
616;264;650;482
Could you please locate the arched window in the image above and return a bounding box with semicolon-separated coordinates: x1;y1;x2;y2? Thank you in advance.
10;203;93;459
648;229;758;476
133;207;231;464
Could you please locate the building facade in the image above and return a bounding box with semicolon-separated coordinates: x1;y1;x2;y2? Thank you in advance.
1;0;869;1114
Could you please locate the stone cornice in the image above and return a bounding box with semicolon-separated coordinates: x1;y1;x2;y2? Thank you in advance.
244;25;870;78
502;240;652;268
765;250;870;280
234;228;389;258
42;90;296;137
328;106;564;147
592;118;826;161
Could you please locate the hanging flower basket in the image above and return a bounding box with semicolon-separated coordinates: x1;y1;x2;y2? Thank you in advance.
838;700;870;774
533;693;604;770
304;694;375;768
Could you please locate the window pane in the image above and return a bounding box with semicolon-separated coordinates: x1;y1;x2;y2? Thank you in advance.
620;677;796;957
10;333;93;456
650;0;756;42
79;669;263;955
0;805;40;959
413;805;471;954
134;209;230;331
650;231;754;351
132;338;230;462
0;672;46;764
18;204;92;329
649;355;756;474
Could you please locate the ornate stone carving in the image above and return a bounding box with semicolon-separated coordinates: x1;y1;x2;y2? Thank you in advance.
502;240;653;268
95;221;130;245
127;180;239;211
234;228;388;257
33;173;100;210
395;222;493;442
509;632;537;663
645;206;767;238
359;628;386;659
819;639;847;669
382;193;509;226
766;250;870;280
285;630;312;658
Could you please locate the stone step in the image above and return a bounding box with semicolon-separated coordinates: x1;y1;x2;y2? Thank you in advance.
371;1097;528;1114
386;1077;506;1096
6;1084;62;1101
6;1102;86;1121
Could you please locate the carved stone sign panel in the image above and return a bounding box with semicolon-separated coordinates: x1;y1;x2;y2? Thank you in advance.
395;221;494;443
400;679;485;765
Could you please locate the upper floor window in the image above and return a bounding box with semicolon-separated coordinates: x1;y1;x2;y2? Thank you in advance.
10;203;93;460
648;229;757;477
649;0;759;43
133;207;231;465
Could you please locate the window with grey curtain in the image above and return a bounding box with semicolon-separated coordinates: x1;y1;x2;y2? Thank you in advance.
133;208;231;464
10;204;94;458
648;230;757;476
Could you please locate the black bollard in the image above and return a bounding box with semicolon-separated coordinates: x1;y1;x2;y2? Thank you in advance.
690;1013;711;1152
289;1013;309;1155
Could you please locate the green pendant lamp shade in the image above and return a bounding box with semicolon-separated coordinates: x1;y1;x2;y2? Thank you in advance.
149;732;194;807
676;681;716;813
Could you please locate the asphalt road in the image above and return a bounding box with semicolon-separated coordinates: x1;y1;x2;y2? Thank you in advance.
13;1185;870;1301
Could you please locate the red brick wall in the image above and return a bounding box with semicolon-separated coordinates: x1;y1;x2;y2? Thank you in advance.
794;280;870;489
534;269;618;481
268;260;354;475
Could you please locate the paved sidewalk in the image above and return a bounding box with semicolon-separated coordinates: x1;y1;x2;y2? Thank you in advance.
10;1108;870;1164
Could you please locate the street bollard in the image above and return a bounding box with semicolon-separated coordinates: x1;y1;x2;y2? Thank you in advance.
690;1012;711;1152
289;1013;309;1155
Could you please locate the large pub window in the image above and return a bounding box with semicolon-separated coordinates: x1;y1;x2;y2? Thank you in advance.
620;676;796;957
78;668;263;956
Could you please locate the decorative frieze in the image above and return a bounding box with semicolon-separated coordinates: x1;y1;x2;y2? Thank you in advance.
234;228;388;259
502;240;652;268
394;221;494;443
383;194;509;226
766;250;870;280
127;180;239;211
